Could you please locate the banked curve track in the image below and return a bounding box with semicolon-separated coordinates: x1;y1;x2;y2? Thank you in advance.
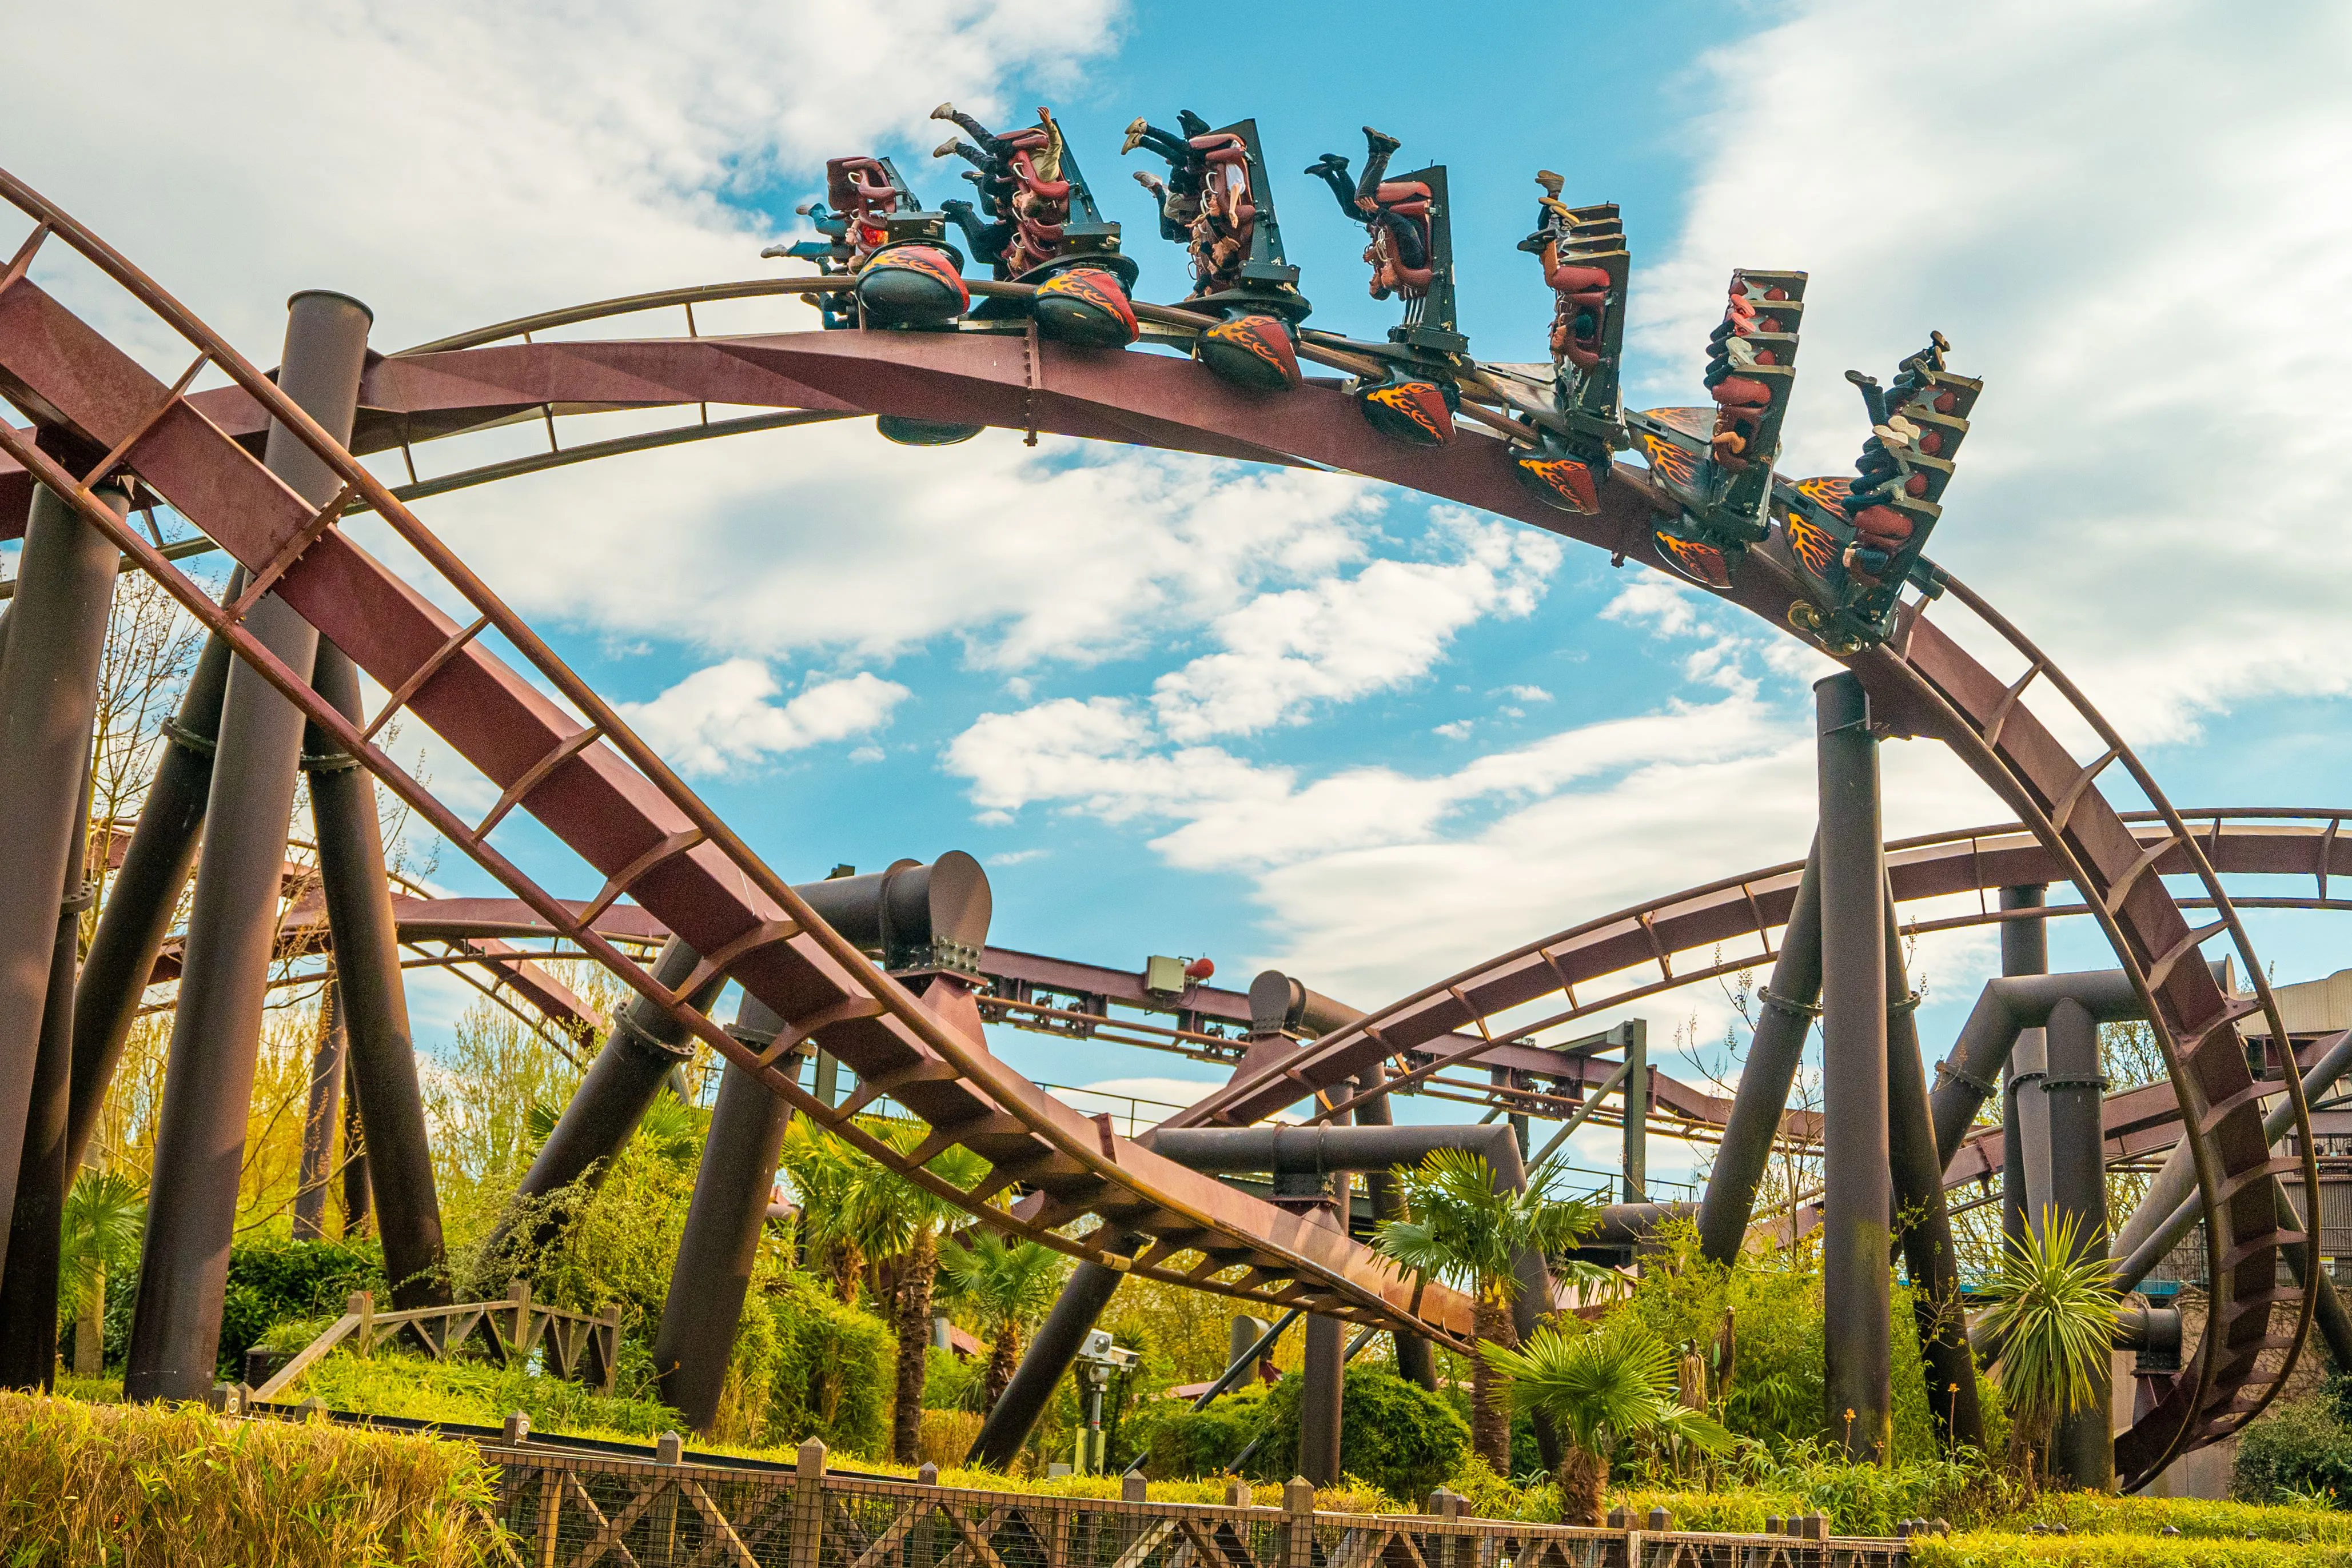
0;167;2311;1486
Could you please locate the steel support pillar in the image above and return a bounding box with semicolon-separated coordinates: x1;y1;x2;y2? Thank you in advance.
968;1237;1139;1469
1294;1102;1350;1489
0;475;123;1290
1881;892;1984;1450
290;979;346;1241
125;290;372;1402
1351;1062;1436;1391
1697;840;1822;1264
1621;1017;1648;1202
2000;886;2047;1255
493;934;716;1259
1816;672;1889;1460
0;767;94;1389
2043;996;2111;1487
654;993;800;1433
305;639;445;1306
63;624;233;1173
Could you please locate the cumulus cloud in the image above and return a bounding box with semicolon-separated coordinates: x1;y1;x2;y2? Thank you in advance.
1150;512;1562;740
618;661;908;776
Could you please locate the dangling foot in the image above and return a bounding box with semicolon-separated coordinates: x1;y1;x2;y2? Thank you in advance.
1122;117;1150;154
1363;126;1401;157
932;137;961;159
1305;152;1350;179
931;102;957;121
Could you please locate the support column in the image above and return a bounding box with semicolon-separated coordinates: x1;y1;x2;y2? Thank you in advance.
1882;893;1984;1450
290;979;348;1241
1621;1018;1648;1202
125;290;372;1402
489;935;717;1260
1352;1063;1437;1391
2043;996;2113;1488
1697;841;1823;1264
65;626;233;1173
1294;1106;1350;1488
1816;672;1889;1460
305;640;445;1306
2000;885;2047;1257
655;993;800;1433
0;767;94;1388
0;474;125;1287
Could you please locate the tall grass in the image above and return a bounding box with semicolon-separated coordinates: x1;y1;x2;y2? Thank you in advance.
0;1393;508;1566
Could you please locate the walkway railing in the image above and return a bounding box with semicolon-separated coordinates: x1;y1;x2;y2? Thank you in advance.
479;1438;1907;1568
248;1282;620;1401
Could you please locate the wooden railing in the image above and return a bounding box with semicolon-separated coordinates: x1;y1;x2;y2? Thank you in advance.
480;1439;1908;1568
250;1280;620;1401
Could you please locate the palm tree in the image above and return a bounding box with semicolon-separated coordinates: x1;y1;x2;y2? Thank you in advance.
841;1123;992;1465
776;1120;868;1303
58;1167;143;1377
1483;1318;1732;1524
1978;1211;2119;1488
938;1230;1068;1405
1373;1148;1601;1471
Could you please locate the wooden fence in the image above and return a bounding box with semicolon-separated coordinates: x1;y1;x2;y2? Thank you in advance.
250;1280;620;1401
481;1439;1908;1568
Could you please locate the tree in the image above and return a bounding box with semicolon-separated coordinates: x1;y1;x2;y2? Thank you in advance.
1373;1148;1601;1471
1977;1211;2119;1488
938;1229;1067;1405
58;1168;144;1376
838;1123;991;1465
1482;1318;1732;1524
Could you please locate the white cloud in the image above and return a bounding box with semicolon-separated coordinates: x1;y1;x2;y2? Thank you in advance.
4;2;1119;358
1434;720;1474;740
617;661;908;777
1149;512;1563;740
1626;0;2352;742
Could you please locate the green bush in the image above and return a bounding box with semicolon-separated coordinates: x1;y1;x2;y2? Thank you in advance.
1130;1367;1464;1505
2236;1386;2352;1506
217;1237;384;1380
1128;1382;1270;1481
722;1273;895;1457
293;1350;680;1439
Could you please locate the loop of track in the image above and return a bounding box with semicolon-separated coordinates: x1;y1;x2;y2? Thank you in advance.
0;163;2313;1481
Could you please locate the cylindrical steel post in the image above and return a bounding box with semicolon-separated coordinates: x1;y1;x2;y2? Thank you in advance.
655;992;800;1432
125;291;372;1402
0;768;94;1389
2043;996;2112;1488
0;476;125;1287
305;639;446;1306
2000;885;2047;1256
290;979;348;1241
1621;1018;1648;1202
489;935;718;1259
63;624;233;1174
968;1239;1139;1468
1697;840;1823;1263
1881;893;1984;1450
1295;1102;1350;1488
1816;672;1889;1460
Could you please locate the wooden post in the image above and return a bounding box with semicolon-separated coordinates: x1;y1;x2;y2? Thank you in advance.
507;1278;531;1359
791;1439;827;1568
593;1302;621;1394
1426;1488;1458;1568
1121;1473;1146;1503
649;1431;683;1562
1281;1477;1315;1568
349;1290;373;1358
534;1461;562;1568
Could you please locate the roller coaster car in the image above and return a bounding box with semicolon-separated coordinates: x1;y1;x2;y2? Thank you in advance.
1510;176;1629;516
764;157;970;332
1307;128;1468;445
934;103;1141;349
1625;269;1807;591
1126;113;1309;392
1780;333;1980;645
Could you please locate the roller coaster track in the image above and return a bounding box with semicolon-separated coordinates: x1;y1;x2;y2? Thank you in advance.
0;167;2311;1485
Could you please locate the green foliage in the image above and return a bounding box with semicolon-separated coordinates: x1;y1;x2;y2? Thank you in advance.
2234;1383;2352;1507
721;1271;895;1455
296;1350;681;1439
1374;1149;1601;1302
56;1167;142;1332
1129;1366;1466;1505
1977;1212;2121;1450
217;1236;383;1379
1127;1381;1271;1481
1484;1318;1732;1461
0;1390;504;1565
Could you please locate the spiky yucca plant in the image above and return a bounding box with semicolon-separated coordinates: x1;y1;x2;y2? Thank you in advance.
1978;1211;2120;1486
1483;1318;1732;1524
1374;1148;1601;1471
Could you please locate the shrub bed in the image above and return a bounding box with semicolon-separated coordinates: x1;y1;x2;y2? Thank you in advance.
0;1391;504;1566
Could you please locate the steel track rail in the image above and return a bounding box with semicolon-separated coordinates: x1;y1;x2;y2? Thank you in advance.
0;169;1467;1342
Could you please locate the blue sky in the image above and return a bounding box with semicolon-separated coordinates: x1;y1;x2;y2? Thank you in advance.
9;1;2352;1191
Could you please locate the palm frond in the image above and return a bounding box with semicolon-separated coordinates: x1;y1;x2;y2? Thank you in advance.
1482;1318;1708;1456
